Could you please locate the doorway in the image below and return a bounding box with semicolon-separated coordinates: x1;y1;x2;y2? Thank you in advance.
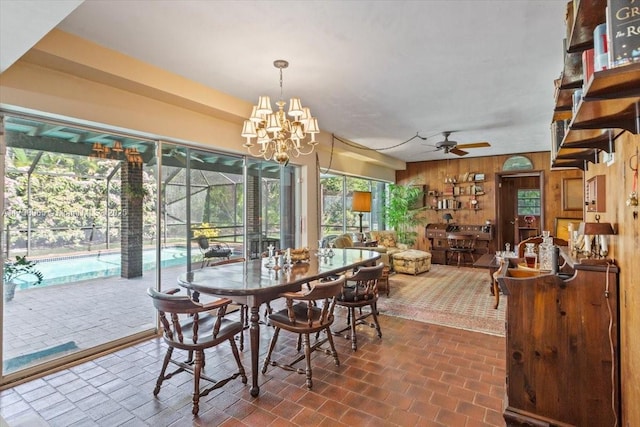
495;171;544;251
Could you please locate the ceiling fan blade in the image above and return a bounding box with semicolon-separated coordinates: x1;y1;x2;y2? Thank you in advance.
450;148;469;156
456;142;491;149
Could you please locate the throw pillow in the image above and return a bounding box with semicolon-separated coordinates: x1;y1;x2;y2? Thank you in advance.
378;231;397;248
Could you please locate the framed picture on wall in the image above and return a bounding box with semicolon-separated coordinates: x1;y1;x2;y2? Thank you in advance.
562;178;583;211
555;217;581;242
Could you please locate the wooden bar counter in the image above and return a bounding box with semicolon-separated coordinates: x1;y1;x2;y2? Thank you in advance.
496;248;620;426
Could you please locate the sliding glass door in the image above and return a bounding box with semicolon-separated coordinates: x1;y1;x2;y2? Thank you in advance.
1;114;158;380
246;159;296;257
319;173;389;241
1;111;300;385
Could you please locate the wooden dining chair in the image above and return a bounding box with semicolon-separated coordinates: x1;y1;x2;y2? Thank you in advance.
147;287;247;415
184;257;250;350
334;262;384;351
261;275;346;389
446;233;476;267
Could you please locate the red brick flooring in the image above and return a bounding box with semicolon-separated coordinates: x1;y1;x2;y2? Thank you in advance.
0;309;506;426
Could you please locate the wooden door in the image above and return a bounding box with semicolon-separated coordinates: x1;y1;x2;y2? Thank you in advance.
496;172;543;251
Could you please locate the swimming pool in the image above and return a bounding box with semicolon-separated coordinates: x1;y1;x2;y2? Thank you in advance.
17;247;191;289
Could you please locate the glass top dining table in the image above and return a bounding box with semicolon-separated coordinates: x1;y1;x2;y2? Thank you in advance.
177;248;381;396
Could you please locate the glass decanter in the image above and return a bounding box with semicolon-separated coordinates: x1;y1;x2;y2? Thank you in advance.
538;236;554;271
524;243;537;268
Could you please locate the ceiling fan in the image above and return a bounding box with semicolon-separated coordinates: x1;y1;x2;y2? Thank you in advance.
431;131;491;156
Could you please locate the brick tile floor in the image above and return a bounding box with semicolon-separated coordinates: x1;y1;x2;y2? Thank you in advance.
0;309;506;426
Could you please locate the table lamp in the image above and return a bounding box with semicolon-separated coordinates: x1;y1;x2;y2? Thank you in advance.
443;213;454;224
352;191;372;235
578;218;615;258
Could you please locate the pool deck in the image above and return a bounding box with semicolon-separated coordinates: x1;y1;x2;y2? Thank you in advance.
2;264;204;374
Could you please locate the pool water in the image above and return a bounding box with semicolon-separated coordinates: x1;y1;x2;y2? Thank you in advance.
18;247;191;289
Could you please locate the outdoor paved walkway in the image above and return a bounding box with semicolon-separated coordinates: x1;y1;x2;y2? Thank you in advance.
3;264;187;374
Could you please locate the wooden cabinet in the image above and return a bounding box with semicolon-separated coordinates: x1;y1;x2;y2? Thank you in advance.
551;0;640;170
497;250;620;426
585;174;606;212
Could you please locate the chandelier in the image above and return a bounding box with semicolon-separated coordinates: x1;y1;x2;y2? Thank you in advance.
241;60;319;165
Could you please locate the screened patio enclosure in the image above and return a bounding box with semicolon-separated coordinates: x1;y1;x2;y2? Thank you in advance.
0;112;297;385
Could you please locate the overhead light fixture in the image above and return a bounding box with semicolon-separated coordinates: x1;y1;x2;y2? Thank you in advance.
91;141;143;167
241;59;320;166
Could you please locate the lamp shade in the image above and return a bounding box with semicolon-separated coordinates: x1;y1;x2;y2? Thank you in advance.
352;191;372;212
256;96;272;115
241;120;257;138
579;221;615;235
288;97;303;117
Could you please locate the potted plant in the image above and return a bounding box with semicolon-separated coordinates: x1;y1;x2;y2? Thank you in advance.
385;183;426;247
3;256;44;302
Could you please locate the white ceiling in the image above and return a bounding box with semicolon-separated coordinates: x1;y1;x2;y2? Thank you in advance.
1;0;568;163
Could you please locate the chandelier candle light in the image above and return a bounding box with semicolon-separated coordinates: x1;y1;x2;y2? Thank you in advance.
241;60;320;165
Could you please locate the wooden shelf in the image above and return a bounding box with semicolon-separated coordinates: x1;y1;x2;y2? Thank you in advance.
559;51;584;90
584;64;640;99
429;208;482;212
430;178;485;210
552;64;640;168
565;0;607;54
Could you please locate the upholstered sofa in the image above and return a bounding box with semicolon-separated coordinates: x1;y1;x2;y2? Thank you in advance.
331;233;392;268
369;230;431;275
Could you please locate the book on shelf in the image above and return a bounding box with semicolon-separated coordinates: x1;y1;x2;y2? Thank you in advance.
607;0;640;68
582;48;595;86
442;184;454;196
594;23;608;72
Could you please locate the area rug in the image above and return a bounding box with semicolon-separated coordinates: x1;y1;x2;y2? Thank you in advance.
377;264;506;336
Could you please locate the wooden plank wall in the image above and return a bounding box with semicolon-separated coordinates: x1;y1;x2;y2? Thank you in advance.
584;132;639;425
396;152;582;253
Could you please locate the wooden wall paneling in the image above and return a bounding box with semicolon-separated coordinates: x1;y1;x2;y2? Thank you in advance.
398;152;583;253
601;132;639;425
401;144;640;423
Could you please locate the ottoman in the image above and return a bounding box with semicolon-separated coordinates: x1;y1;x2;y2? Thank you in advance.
392;250;432;275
